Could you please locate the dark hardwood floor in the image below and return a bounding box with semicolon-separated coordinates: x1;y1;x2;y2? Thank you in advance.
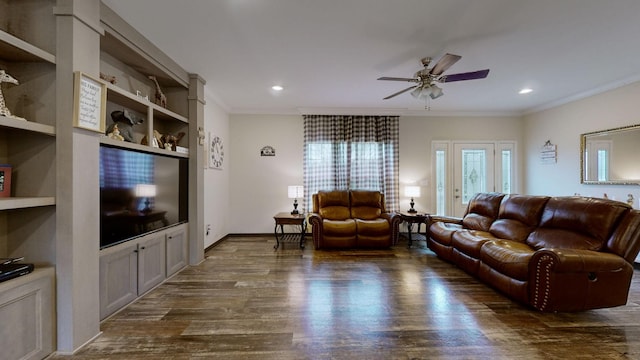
51;235;640;359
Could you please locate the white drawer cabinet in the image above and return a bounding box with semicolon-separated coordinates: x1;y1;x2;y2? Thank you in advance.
0;267;55;360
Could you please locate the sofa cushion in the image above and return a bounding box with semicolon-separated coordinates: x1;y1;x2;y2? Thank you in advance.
350;190;383;220
429;222;463;246
480;240;534;281
355;218;389;235
606;210;640;262
323;218;357;236
526;197;629;251
489;195;550;242
355;218;391;246
527;228;604;251
462;192;505;231
317;190;351;220
451;229;497;259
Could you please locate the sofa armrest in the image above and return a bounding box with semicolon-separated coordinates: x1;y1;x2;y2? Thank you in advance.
308;213;323;249
529;248;633;311
381;212;402;245
308;212;322;223
429;215;463;225
531;248;629;273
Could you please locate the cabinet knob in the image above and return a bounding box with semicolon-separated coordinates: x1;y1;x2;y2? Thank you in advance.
140;246;146;250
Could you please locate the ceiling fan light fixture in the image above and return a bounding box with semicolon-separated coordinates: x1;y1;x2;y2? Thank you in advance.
429;84;444;99
378;53;488;101
410;86;424;99
411;85;433;100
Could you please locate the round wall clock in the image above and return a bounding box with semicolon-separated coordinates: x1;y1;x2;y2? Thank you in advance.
210;135;224;169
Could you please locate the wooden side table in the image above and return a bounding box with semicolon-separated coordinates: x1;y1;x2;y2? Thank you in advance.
273;212;307;250
400;212;430;248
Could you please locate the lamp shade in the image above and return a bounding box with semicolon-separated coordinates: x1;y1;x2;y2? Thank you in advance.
288;185;303;199
135;184;157;198
405;185;420;198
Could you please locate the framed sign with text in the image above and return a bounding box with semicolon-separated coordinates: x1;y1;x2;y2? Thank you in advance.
73;71;106;133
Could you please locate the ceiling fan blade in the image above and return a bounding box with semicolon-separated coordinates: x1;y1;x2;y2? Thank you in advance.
442;69;490;82
430;53;462;75
383;85;417;100
378;76;418;82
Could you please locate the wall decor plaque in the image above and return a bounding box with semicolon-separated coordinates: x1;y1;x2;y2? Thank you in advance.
260;145;275;156
73;71;106;133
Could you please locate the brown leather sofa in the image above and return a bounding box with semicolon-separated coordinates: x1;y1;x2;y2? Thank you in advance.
309;190;401;249
428;192;640;312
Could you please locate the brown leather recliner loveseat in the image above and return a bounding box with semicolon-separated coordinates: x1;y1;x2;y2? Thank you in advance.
428;192;640;312
309;190;401;249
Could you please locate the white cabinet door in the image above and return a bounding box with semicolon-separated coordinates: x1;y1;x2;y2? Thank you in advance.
137;235;166;294
166;228;187;277
99;244;138;319
0;268;55;360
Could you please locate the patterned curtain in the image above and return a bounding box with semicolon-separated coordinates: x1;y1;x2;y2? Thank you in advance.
303;115;399;212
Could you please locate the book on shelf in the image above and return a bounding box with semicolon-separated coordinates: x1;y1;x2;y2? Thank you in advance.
0;263;34;283
1;257;25;265
0;164;11;197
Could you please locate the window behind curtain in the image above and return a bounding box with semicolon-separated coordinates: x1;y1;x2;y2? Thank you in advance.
303;115;399;212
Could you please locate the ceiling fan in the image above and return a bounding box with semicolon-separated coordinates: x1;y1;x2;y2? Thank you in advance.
378;53;490;100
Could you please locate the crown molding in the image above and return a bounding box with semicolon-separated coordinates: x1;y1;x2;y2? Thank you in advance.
523;74;640;115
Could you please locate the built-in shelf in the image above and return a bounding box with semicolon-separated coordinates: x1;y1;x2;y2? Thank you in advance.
0;115;56;136
100;136;189;158
106;83;188;123
0;30;56;64
0;266;54;289
0;197;56;211
153;102;188;123
99;27;189;88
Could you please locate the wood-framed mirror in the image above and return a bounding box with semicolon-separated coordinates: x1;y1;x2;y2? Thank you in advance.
580;123;640;184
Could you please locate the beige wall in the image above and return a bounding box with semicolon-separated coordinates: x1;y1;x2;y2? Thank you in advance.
227;113;522;233
523;81;640;204
228;114;304;234
203;90;230;248
216;80;640;235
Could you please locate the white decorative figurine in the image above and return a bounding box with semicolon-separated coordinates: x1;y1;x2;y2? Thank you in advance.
0;69;26;121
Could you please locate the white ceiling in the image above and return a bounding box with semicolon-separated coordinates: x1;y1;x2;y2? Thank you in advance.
103;0;640;116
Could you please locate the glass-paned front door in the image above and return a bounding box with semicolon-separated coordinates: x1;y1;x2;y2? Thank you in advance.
453;143;495;217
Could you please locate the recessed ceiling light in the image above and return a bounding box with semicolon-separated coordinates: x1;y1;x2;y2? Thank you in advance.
271;85;284;91
519;88;533;94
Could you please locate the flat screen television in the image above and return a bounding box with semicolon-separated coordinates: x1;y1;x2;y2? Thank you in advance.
99;144;188;249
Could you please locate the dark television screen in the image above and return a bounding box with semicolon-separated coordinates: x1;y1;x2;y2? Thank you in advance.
99;145;188;249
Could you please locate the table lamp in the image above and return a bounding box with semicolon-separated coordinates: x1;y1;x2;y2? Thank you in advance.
288;185;304;215
405;185;420;213
135;184;157;213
